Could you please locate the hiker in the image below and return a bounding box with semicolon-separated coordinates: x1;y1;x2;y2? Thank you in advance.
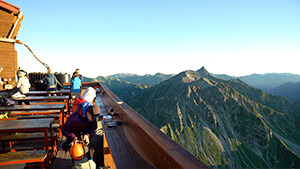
0;65;3;86
62;103;104;168
75;68;83;82
71;72;82;100
72;87;96;112
15;70;31;105
42;68;58;96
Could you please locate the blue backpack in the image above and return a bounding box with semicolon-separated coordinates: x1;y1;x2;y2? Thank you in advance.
0;95;16;106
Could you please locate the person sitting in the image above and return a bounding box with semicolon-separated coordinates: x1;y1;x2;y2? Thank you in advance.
42;68;58;96
71;72;82;100
62;103;104;168
16;70;31;105
72;87;96;112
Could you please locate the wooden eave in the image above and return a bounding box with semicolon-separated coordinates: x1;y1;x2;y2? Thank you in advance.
0;0;20;14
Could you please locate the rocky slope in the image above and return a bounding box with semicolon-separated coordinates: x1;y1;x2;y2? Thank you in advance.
129;67;300;168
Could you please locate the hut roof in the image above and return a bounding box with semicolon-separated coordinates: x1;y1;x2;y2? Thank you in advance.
0;0;20;14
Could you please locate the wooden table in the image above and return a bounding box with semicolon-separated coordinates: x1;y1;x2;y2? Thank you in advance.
12;95;71;115
0;119;54;168
27;90;71;96
0;104;66;137
0;119;54;150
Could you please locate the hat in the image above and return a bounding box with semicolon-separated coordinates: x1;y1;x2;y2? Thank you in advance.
18;70;27;76
92;105;100;115
81;87;96;102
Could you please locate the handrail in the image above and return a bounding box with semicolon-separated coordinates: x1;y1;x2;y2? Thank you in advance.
90;82;209;169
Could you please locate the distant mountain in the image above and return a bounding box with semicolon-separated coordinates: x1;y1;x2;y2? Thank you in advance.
213;73;300;102
212;73;236;81
213;73;300;92
129;67;300;168
87;76;147;102
269;82;300;102
239;73;300;92
108;73;173;87
83;76;95;82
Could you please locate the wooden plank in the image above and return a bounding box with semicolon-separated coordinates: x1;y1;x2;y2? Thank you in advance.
0;51;15;54
0;118;53;131
11;19;23;39
0;163;25;169
0;150;47;164
0;1;20;14
28;90;71;96
103;133;116;169
12;96;69;101
102;123;138;169
0;11;15;20
0;132;53;142
0;104;66;112
0;42;14;49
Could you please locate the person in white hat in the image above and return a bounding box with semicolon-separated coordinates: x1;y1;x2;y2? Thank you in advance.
16;70;31;105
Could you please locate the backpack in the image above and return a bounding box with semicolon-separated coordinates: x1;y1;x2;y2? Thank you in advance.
0;95;16;106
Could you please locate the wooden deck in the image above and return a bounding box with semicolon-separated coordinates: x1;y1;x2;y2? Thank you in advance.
50;137;73;169
0;82;208;169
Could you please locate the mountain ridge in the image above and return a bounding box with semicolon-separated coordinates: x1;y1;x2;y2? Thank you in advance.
128;67;300;168
269;82;300;102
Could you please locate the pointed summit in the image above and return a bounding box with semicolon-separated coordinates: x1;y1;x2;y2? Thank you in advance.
197;66;211;77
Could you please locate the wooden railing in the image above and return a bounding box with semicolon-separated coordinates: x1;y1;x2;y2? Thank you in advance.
84;82;209;169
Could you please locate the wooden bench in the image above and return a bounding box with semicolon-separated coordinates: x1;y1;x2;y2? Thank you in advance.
0;150;49;169
0;104;66;137
0;131;58;153
0;132;53;142
6;113;61;120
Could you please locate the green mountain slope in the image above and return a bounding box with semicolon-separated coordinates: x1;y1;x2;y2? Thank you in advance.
129;67;300;168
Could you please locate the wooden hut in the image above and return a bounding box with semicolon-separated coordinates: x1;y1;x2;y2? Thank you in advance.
0;0;23;90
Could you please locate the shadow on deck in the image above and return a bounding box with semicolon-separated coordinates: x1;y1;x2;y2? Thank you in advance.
50;137;73;169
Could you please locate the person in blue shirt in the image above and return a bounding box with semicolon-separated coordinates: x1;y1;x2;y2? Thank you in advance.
71;72;82;100
42;68;58;96
75;68;83;82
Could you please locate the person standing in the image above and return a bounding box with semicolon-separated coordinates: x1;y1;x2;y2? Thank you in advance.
42;68;58;96
75;68;83;82
16;70;31;105
71;72;82;100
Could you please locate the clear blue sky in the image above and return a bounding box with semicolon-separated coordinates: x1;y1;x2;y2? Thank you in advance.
5;0;300;77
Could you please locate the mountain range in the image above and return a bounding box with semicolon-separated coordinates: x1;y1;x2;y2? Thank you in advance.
214;73;300;102
109;73;173;87
84;67;300;168
127;67;300;168
85;71;300;103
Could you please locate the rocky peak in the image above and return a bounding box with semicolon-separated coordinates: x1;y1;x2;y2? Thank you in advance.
197;66;213;79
